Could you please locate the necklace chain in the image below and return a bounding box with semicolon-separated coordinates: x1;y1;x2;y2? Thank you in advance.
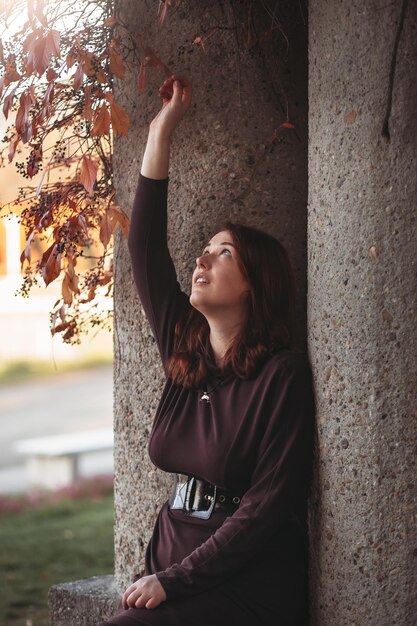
200;379;223;403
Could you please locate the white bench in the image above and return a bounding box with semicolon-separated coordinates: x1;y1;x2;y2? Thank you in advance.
13;429;114;490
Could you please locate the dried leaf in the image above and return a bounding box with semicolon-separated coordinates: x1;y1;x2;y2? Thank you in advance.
110;100;129;136
91;103;110;136
73;64;83;90
35;0;48;27
80;155;97;196
104;17;120;27
27;147;42;177
46;67;58;81
15;91;31;134
8;133;19;162
0;75;4;99
41;243;62;286
66;53;76;69
3;86;17;119
46;29;60;57
20;230;35;267
62;272;73;305
83;85;93;121
109;204;130;238
100;209;113;248
109;46;126;79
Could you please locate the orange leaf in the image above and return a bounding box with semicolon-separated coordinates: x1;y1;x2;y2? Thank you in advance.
83;85;93;121
100;209;113;248
109;47;125;79
41;243;62;286
80;155;97;196
3;86;17;119
109;204;130;238
73;64;83;90
62;272;73;305
104;17;120;26
15;91;31;134
110;100;129;136
27;147;42;177
20;230;35;267
66;53;76;69
46;67;58;81
0;75;4;99
46;30;60;57
35;0;48;27
91;103;110;136
8;133;20;162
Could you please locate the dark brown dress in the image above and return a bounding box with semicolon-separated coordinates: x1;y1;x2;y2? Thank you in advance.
99;175;315;626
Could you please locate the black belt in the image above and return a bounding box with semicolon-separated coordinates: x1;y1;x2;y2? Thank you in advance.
168;473;243;520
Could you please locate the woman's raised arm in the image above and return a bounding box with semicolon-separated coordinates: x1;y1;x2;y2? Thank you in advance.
141;75;192;180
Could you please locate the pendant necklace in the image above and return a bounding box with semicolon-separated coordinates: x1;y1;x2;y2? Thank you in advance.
200;378;223;403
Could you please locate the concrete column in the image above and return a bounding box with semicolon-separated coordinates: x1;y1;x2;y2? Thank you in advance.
308;1;417;624
112;0;308;591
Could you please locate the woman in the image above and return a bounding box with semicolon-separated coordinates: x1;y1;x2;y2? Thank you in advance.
99;76;315;626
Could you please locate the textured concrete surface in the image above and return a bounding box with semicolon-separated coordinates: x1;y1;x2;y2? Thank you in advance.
308;1;417;624
112;0;308;592
49;576;120;626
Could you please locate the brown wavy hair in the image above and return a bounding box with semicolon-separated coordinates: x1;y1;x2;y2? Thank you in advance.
167;222;297;389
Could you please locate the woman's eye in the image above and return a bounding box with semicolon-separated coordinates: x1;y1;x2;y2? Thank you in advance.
220;248;231;256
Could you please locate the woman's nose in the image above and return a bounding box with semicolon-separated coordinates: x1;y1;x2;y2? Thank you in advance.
196;255;208;268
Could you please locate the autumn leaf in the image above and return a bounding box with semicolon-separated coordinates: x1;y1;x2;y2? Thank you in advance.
3;86;17;119
66;53;76;69
20;230;35;267
100;209;113;248
46;67;58;81
73;64;83;90
27;30;60;76
83;85;93;121
80;155;97;196
91;103;110;136
109;46;126;79
104;17;120;27
8;133;20;162
62;272;73;305
109;204;130;238
110;100;129;136
27;147;42;177
41;243;62;286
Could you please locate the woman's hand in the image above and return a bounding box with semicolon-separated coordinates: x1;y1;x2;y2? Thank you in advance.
149;74;192;141
122;574;167;610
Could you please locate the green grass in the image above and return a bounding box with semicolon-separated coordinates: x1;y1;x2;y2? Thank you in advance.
0;493;114;626
0;356;112;386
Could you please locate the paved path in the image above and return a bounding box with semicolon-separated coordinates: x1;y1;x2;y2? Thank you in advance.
0;365;113;493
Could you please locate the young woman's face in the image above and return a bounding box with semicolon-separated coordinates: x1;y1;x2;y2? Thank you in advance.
190;230;250;319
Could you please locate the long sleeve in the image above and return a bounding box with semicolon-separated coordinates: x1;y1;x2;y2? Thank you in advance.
155;354;315;599
127;174;190;371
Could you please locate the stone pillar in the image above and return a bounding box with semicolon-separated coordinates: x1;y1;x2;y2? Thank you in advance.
49;2;308;623
112;0;308;591
308;1;417;624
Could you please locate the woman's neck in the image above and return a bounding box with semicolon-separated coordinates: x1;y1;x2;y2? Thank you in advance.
208;319;244;366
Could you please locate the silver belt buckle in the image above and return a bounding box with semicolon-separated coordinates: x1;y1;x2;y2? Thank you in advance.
169;474;217;520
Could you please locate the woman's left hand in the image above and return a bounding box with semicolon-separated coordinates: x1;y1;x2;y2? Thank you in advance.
122;574;167;610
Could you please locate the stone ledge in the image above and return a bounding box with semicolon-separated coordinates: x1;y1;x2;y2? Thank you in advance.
49;575;120;626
